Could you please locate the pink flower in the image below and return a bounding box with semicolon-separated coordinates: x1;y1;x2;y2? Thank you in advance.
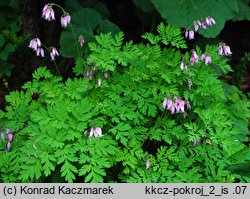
194;20;201;32
201;21;207;29
193;139;201;147
6;128;10;134
98;78;102;87
218;43;232;56
218;45;223;56
180;59;185;70
8;133;13;142
42;4;55;21
192;50;199;60
189;30;194;40
170;103;175;114
185;30;189;39
84;69;89;76
205;55;212;65
201;54;206;61
162;98;167;109
28;38;41;51
223;44;232;56
7;142;11;151
61;13;71;28
167;100;172;110
50;47;59;60
190;50;199;65
179;100;185;113
36;48;45;57
103;72;108;79
89;127;103;138
175;98;185;113
88;74;93;80
78;35;85;47
1;132;4;142
89;128;94;138
185;30;194;40
205;16;216;26
146;159;150;169
42;4;48;15
200;54;212;65
94;127;103;137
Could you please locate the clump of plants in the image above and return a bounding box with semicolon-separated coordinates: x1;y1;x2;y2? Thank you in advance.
0;3;249;183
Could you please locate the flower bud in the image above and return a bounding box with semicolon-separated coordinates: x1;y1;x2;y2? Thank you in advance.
94;127;103;137
103;72;108;79
7;142;11;151
78;35;85;47
8;133;13;142
98;78;102;87
205;55;212;65
162;98;167;109
1;132;4;142
6;128;10;134
146;159;150;169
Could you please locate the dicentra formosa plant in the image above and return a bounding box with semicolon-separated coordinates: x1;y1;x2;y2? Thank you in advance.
0;18;249;182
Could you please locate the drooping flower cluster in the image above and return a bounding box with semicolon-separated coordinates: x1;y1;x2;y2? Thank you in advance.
42;4;55;21
50;47;59;60
185;29;194;40
84;69;93;80
200;54;212;65
180;51;213;91
185;50;213;67
185;16;216;40
190;50;199;66
84;67;108;87
163;97;191;114
85;127;103;139
193;16;216;32
1;128;14;151
218;43;232;56
28;38;44;58
28;38;60;61
42;4;71;28
60;13;71;28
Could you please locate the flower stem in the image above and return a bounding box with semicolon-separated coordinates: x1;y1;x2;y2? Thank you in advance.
70;24;81;58
52;60;61;76
50;3;81;58
49;3;66;14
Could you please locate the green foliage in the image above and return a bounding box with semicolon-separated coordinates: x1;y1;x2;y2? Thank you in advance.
226;147;250;179
142;22;187;48
0;1;25;76
0;67;117;182
1;23;249;183
151;0;249;38
233;0;250;21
